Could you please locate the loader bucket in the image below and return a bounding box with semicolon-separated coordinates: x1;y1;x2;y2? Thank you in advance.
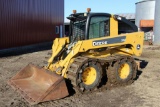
8;64;69;105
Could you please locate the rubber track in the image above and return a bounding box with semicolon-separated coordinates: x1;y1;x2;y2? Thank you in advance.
67;56;89;93
67;55;137;93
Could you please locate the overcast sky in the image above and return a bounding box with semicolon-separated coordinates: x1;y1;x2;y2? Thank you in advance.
65;0;140;21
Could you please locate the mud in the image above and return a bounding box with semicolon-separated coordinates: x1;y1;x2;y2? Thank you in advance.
0;46;160;107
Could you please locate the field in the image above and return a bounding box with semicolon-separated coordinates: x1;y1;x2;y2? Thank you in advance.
0;45;160;107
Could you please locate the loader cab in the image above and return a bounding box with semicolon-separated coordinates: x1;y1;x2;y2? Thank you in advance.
67;11;138;43
67;13;111;42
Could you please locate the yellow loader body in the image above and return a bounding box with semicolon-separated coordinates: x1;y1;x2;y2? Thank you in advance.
8;11;144;105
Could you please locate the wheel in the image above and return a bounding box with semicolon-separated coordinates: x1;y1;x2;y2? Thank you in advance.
77;61;102;93
107;57;137;86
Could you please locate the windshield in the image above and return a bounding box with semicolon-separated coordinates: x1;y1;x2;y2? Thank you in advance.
70;19;86;42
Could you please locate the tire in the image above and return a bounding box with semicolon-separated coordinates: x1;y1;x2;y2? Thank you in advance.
107;57;137;86
77;61;102;92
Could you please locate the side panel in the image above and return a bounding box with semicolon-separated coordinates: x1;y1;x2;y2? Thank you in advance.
0;0;64;49
79;32;144;56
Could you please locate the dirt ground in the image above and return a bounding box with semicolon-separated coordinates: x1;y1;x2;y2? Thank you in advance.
0;46;160;107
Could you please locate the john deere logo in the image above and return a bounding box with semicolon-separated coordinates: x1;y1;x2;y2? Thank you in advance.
93;41;108;46
137;44;141;50
92;36;126;46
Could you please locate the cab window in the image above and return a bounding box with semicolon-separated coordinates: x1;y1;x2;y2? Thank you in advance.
89;16;110;39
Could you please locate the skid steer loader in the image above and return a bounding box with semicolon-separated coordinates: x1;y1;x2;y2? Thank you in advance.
8;8;144;105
